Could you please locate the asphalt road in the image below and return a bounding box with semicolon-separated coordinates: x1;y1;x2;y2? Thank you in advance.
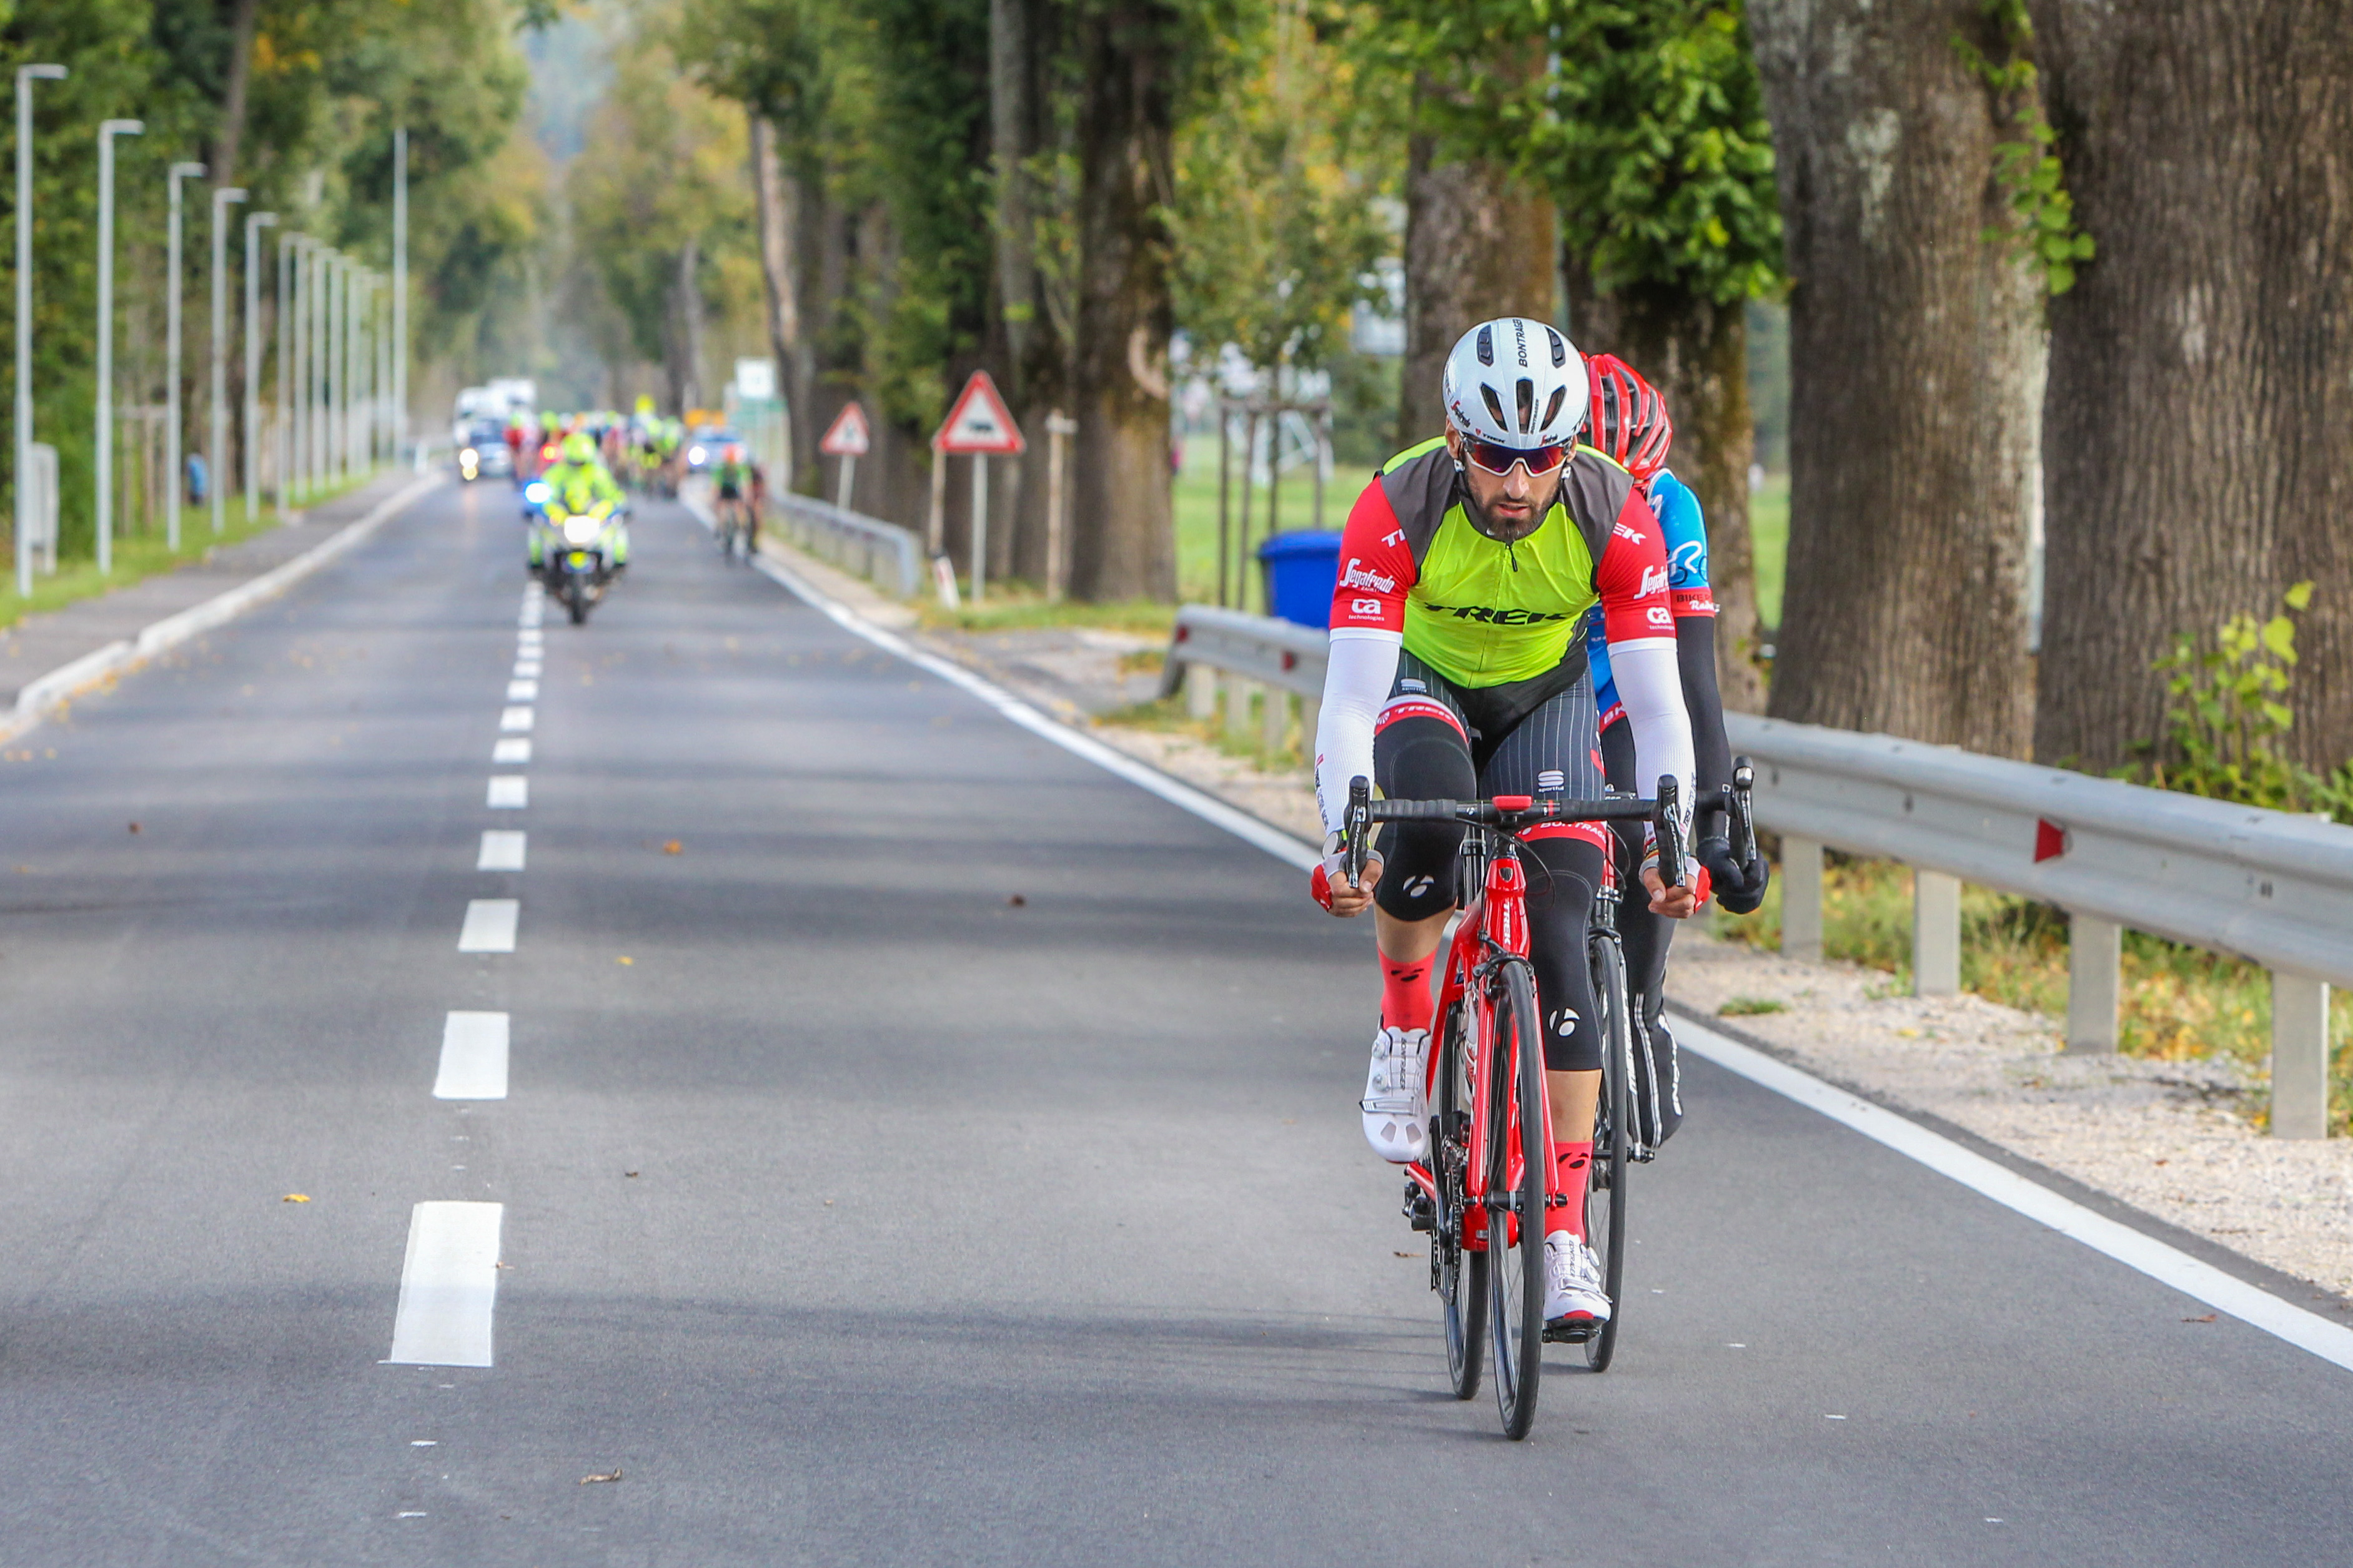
1;477;2348;1566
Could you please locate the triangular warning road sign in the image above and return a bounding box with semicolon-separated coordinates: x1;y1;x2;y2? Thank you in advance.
819;402;871;456
932;371;1026;455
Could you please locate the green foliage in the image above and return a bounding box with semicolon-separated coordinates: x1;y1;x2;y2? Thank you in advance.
1523;0;1781;307
1170;0;1400;375
2121;581;2353;824
1951;0;2094;295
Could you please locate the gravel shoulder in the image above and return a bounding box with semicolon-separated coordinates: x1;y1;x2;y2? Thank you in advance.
761;533;2353;1305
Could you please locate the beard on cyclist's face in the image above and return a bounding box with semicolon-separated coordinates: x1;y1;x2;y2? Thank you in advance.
1447;427;1561;543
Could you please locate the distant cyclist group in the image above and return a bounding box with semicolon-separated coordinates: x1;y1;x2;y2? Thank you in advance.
1312;317;1770;1375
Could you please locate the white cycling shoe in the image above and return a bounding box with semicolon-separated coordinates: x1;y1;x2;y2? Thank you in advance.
1359;1025;1430;1163
1543;1233;1612;1328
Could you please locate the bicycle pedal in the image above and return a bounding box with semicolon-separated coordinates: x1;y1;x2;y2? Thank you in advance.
1402;1183;1436;1233
1542;1318;1601;1345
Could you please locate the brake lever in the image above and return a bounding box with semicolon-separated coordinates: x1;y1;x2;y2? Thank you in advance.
1345;775;1371;889
1730;756;1757;869
1654;774;1685;890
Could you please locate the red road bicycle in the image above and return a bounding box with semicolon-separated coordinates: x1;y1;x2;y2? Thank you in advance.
1344;773;1684;1440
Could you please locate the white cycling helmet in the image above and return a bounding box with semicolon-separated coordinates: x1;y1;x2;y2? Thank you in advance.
1442;317;1587;455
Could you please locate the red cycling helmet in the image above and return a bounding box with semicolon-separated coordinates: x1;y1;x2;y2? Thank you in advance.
1585;353;1675;482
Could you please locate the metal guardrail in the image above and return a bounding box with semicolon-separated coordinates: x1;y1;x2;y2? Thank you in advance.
768;492;921;598
1161;604;2349;1137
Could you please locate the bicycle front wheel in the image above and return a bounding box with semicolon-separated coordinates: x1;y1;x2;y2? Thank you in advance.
1487;957;1545;1440
1583;932;1634;1372
1434;997;1485;1401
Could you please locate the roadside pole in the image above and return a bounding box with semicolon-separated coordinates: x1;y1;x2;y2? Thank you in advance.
209;185;248;534
277;232;298;515
819;402;869;511
1046;411;1076;603
165;160;206;550
15;64;67;597
94;118;144;574
243;210;277;523
392;127;407;461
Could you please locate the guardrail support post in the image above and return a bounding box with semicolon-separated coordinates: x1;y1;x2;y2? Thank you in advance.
2270;972;2332;1139
1261;685;1289;757
1781;837;1823;963
1913;870;1961;996
1186;663;1216;720
1226;675;1254;744
2063;913;2121;1055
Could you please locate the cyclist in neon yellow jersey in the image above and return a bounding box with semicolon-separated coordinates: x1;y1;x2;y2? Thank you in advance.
1310;317;1696;1336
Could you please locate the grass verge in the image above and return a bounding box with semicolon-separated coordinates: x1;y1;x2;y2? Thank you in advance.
1712;854;2353;1132
1;470;389;635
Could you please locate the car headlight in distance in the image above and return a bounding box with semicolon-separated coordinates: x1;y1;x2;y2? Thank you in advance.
687;445;706;465
563;516;602;545
525;481;551;503
461;448;478;463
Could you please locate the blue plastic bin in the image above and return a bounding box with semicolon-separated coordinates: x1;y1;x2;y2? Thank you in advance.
1256;530;1344;629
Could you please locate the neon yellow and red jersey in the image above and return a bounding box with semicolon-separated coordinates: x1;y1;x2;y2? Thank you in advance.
1327;437;1676;689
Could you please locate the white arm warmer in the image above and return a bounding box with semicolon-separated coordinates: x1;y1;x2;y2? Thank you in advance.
1313;629;1402;836
1606;638;1696;839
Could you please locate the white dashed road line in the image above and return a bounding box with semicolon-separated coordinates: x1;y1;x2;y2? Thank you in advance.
500;706;534;732
385;1201;503;1367
506;680;539;702
476;831;526;872
433;1012;510;1100
487;776;528;809
457;899;519;954
492;738;530;764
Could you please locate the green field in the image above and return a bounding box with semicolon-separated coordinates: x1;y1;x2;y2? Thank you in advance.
1750;471;1788;634
1172;435;1373;611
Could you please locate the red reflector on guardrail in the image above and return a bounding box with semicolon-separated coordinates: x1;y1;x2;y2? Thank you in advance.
2035;818;2068;862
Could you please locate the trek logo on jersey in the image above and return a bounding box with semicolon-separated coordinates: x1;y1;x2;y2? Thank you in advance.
1613;523;1648;543
1638;565;1670;598
1339;557;1396;594
1382;529;1406;548
1420;602;1581;627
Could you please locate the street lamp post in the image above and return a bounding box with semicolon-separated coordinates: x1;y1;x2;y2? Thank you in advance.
350;267;370;474
277;231;299;515
209;185;247;535
304;244;323;495
242;210;276;523
15;62;67;598
393;127;408;460
324;252;342;484
166;160;206;549
94;118;144;575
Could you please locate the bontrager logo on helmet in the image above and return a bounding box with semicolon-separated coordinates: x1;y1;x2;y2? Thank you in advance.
1443;317;1587;455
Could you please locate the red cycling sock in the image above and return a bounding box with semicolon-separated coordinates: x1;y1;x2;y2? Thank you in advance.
1379;953;1435;1036
1548;1142;1593;1239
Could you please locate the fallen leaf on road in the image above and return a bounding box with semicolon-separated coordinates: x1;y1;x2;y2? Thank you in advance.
1394;1251;1415;1259
282;1194;310;1203
127;822;141;834
1006;893;1026;907
616;955;633;965
625;1170;640;1178
495;1261;515;1270
580;1471;623;1485
2183;1314;2217;1324
662;840;682;855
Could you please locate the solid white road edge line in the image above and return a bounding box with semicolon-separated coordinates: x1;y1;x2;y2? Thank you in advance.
1670;1013;2353;1374
745;551;1317;872
457;899;519;954
741;531;2353;1376
3;472;447;742
433;1012;510;1100
385;1201;502;1366
477;830;525;872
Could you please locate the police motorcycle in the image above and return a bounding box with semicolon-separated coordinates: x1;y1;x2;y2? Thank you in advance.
523;478;628;625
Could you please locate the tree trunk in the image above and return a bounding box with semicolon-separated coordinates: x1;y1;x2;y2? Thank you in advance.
2028;1;2353;772
1067;1;1179;601
748;116;802;487
1395;77;1557;449
212;0;261;186
989;0;1039;385
1748;0;2043;756
665;237;705;415
1566;269;1767;713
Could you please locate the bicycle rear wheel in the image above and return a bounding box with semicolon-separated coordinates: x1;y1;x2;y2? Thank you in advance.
1583;932;1633;1372
1433;998;1485;1400
1487;957;1545;1439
